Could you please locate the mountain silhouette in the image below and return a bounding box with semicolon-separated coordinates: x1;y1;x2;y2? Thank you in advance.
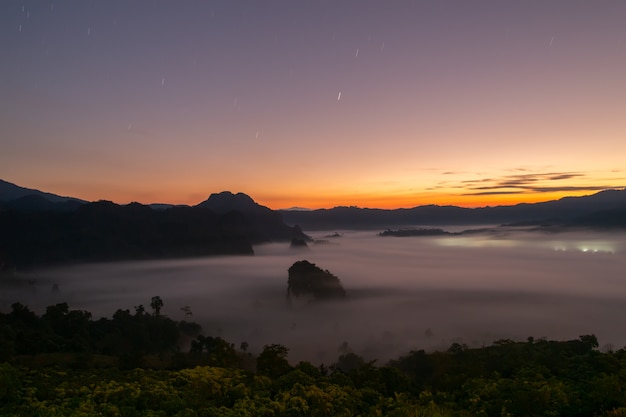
197;191;259;213
0;179;86;207
279;189;626;230
2;178;625;267
0;201;258;268
0;185;309;268
196;191;310;243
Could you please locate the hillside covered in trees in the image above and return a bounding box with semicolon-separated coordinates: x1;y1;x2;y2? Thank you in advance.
0;192;308;268
2;299;626;416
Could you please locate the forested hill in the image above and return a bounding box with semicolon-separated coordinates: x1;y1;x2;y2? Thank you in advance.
0;199;308;268
280;189;626;230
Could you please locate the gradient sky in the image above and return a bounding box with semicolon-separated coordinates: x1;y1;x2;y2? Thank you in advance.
1;1;625;209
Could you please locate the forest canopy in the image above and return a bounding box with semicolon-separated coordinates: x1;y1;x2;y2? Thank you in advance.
2;300;626;417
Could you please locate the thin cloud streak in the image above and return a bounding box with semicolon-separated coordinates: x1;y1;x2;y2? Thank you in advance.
447;170;624;196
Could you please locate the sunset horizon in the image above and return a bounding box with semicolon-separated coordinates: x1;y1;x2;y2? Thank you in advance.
2;1;625;211
3;175;623;211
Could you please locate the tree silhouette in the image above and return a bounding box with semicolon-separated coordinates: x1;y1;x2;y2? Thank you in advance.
257;344;291;377
150;296;163;317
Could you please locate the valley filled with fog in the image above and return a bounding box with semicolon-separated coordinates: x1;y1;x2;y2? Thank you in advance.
2;227;626;364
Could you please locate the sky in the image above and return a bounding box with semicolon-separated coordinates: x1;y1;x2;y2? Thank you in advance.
1;0;625;209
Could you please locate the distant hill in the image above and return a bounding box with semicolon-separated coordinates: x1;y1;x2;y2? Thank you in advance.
0;201;258;268
281;207;312;211
197;191;259;213
563;207;626;229
280;189;626;230
0;179;87;210
0;183;309;268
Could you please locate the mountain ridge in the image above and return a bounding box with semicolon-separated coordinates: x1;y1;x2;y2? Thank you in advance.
279;189;626;230
0;181;309;268
0;179;86;205
1;178;625;230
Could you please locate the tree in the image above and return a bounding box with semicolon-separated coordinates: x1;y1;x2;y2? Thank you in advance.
580;334;599;350
257;344;292;378
190;335;238;367
334;352;367;373
150;296;164;317
134;305;146;316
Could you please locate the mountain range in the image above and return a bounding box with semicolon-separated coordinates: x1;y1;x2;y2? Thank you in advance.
0;180;307;269
2;179;626;230
0;179;86;212
279;189;626;230
1;178;625;268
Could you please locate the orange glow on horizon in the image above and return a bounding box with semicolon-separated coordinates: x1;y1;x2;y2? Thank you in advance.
17;177;625;211
255;189;613;211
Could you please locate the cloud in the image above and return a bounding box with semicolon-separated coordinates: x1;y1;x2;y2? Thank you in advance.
462;191;526;196
547;174;582;181
448;170;624;196
528;186;623;193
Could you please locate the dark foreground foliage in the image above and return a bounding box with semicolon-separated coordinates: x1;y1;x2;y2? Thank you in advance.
2;301;626;416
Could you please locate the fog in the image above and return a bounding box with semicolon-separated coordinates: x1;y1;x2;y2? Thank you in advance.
3;228;626;364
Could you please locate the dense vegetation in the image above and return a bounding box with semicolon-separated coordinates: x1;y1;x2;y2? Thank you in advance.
0;297;204;368
3;299;626;416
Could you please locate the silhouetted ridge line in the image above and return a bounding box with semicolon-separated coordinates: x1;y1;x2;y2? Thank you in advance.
280;189;626;230
0;179;87;212
0;196;308;268
196;191;310;243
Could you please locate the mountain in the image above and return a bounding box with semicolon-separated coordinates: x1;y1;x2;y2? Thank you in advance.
0;189;309;268
0;179;86;210
564;207;626;229
0;194;85;212
281;207;313;211
0;201;254;268
197;191;259;213
280;189;626;230
196;191;310;243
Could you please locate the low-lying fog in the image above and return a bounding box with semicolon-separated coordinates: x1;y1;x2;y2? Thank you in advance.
3;227;626;364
